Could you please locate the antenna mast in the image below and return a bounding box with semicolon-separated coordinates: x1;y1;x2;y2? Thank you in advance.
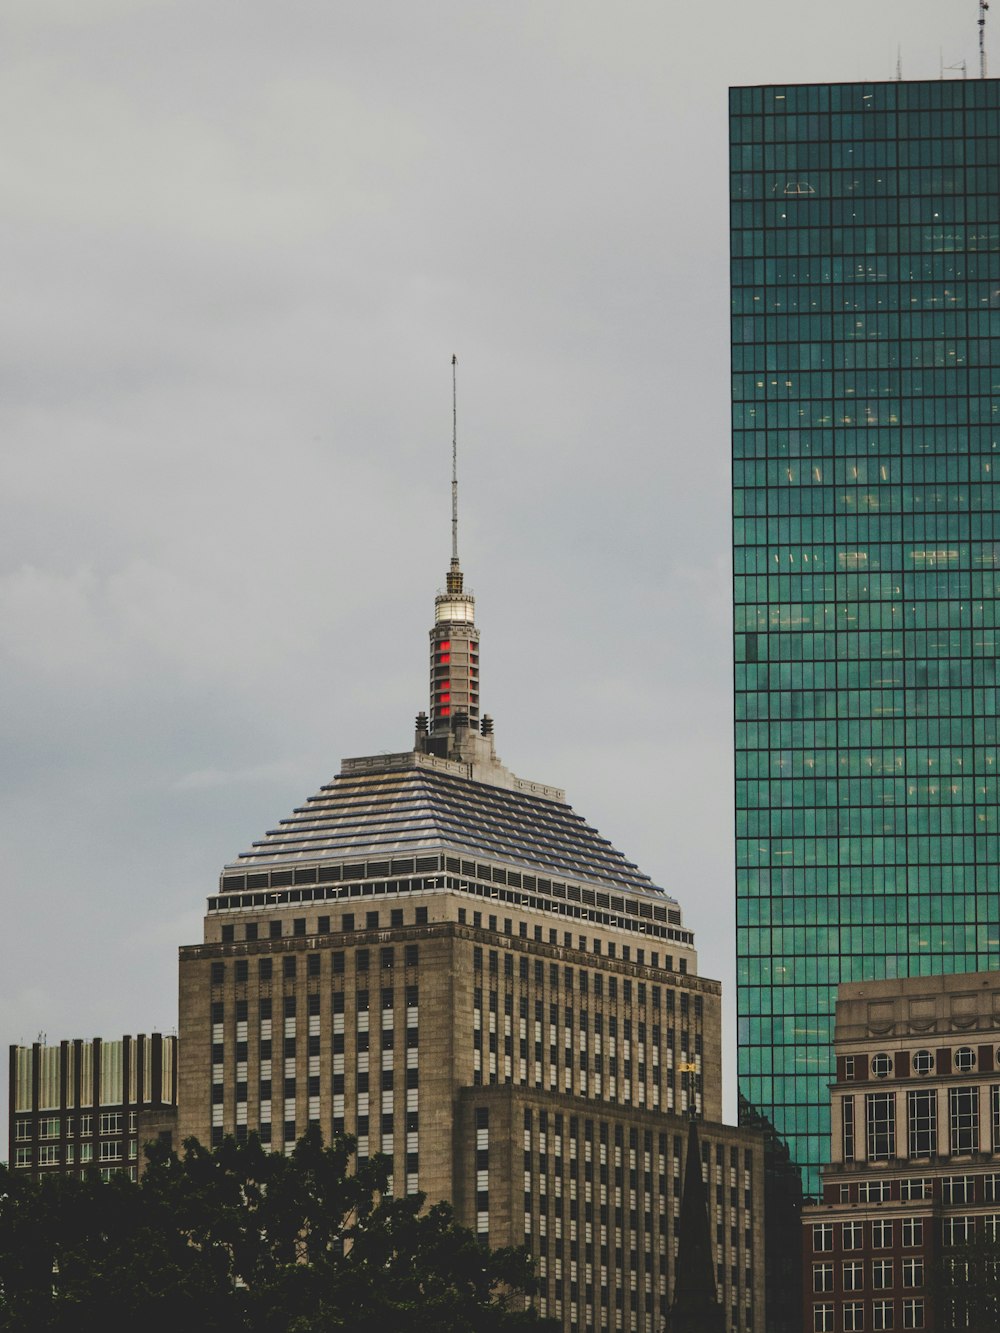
451;354;459;562
981;0;990;78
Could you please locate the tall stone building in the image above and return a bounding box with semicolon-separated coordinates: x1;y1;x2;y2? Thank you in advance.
178;499;764;1332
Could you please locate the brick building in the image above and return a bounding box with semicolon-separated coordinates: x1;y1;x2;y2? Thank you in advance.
803;972;1000;1331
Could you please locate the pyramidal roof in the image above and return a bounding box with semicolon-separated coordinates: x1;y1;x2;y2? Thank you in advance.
226;750;675;905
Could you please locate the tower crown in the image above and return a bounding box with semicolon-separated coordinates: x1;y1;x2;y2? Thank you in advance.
427;356;481;740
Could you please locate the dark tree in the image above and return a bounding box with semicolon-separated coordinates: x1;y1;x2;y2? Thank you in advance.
0;1128;556;1333
931;1231;1000;1332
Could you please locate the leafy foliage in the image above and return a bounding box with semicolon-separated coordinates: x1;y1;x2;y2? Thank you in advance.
931;1232;1000;1333
0;1128;556;1333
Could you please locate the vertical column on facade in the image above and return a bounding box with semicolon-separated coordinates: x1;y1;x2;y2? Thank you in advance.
978;1083;992;1154
894;1087;907;1163
123;1035;133;1173
830;1094;843;1164
936;1086;950;1157
58;1040;69;1174
71;1039;83;1172
31;1041;41;1178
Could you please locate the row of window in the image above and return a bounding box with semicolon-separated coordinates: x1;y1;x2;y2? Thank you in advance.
13;1112;136;1141
220;906;430;943
210;987;420;1025
216;911;690;974
813;1298;924;1331
836;1172;1000;1205
813;1219;924;1251
849;1085;1000;1160
210;875;690;947
472;947;697;1006
16;1139;138;1167
858;1046;988;1078
814;1258;925;1293
210;943;421;984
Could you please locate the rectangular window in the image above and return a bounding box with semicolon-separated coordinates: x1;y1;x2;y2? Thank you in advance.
860;1180;891;1203
843;1260;864;1291
907;1090;936;1158
949;1088;979;1154
941;1175;974;1205
900;1178;930;1203
872;1259;893;1290
992;1086;1000;1152
844;1302;864;1332
942;1216;975;1246
38;1117;60;1139
901;1300;924;1330
902;1218;923;1247
813;1305;834;1333
842;1095;855;1161
812;1224;834;1253
38;1145;60;1165
99;1113;123;1135
843;1222;863;1250
813;1263;833;1293
99;1141;122;1162
872;1220;893;1249
902;1257;923;1288
873;1301;894;1331
867;1093;896;1161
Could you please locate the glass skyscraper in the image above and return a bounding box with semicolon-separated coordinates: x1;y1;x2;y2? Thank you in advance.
731;78;1000;1195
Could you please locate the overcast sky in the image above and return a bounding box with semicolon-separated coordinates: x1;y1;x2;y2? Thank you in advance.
0;1;985;1146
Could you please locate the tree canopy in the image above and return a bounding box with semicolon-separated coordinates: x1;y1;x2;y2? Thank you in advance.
932;1231;1000;1333
0;1128;557;1333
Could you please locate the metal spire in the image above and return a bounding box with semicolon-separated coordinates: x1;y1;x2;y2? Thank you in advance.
981;0;990;78
445;355;464;596
451;354;459;563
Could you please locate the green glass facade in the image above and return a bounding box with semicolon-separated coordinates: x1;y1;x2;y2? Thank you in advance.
731;79;1000;1195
